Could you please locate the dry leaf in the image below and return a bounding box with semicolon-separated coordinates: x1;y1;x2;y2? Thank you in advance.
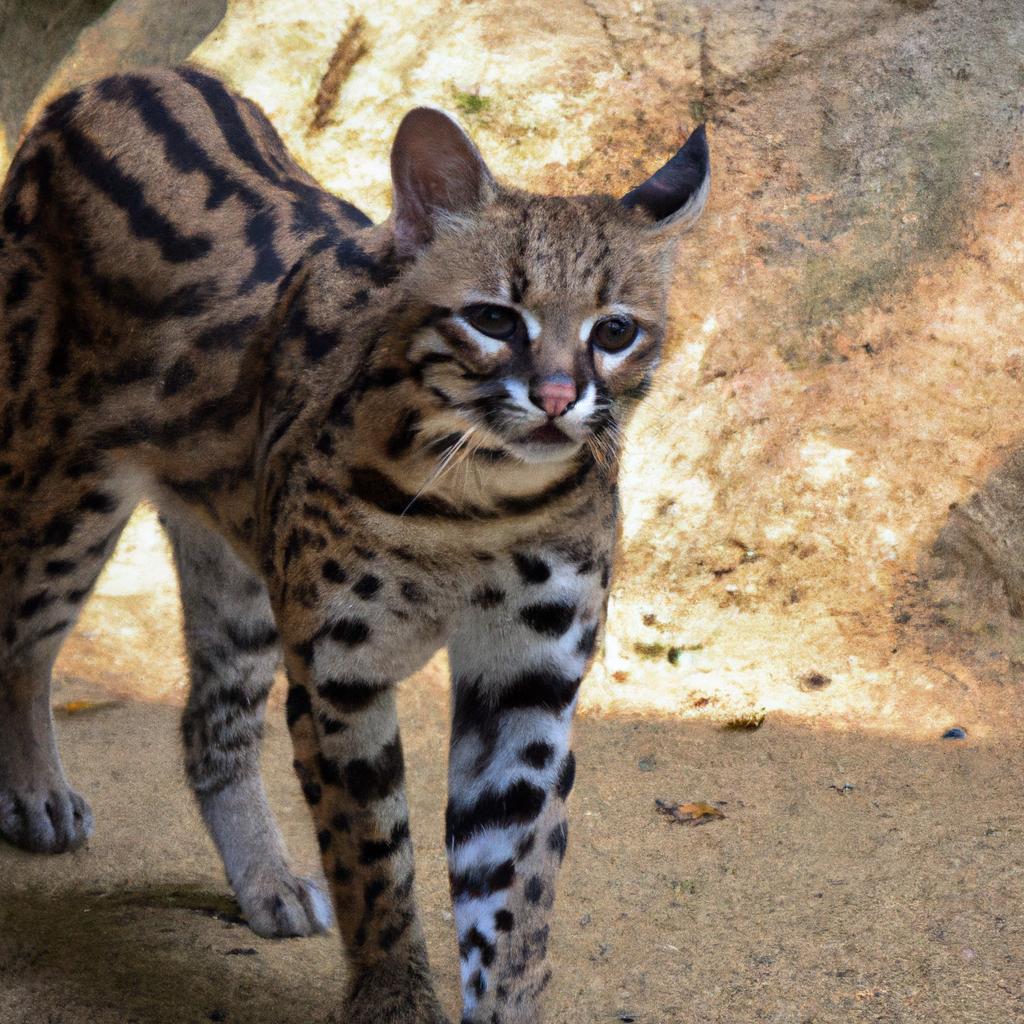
54;699;121;716
722;709;766;730
655;799;725;825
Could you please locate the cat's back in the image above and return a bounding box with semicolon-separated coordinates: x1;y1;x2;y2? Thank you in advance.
2;65;371;318
0;66;381;461
0;66;383;492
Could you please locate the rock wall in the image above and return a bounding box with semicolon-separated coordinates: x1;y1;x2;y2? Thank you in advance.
5;0;1024;738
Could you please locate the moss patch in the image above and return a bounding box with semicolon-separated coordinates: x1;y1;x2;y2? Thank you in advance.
453;90;491;116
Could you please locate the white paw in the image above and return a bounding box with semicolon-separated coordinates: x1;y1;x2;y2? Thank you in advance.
0;784;94;854
235;867;333;938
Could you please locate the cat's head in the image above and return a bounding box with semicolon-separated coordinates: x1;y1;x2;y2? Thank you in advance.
388;107;709;466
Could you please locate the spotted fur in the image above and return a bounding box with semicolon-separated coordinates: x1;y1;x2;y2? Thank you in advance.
0;66;709;1022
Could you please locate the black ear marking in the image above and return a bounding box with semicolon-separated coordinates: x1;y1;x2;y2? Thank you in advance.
620;124;710;232
390;107;496;258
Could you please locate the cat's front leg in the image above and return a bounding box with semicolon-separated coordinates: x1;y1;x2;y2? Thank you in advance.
273;583;448;1023
446;545;608;1024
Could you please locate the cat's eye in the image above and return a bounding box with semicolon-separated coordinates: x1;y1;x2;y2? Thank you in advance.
591;316;639;353
462;304;520;341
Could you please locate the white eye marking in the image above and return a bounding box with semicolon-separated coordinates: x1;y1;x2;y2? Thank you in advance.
455;296;541;348
520;308;542;342
594;329;644;372
582;308;640;345
586;305;643;368
454;316;509;357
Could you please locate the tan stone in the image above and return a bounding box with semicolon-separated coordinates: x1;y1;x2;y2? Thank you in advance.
17;0;226;141
2;0;1020;740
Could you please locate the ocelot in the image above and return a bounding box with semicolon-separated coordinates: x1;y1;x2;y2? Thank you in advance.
0;65;709;1023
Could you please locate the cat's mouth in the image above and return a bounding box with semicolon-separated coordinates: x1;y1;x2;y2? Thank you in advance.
503;420;583;463
457;385;590;463
526;422;571;445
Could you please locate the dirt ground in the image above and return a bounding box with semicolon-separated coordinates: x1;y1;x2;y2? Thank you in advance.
2;656;1022;1024
2;1;1024;1022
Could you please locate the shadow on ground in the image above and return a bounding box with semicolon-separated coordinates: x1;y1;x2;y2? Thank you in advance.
1;678;1021;1024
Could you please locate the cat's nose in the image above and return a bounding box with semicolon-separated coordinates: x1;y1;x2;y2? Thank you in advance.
529;374;577;418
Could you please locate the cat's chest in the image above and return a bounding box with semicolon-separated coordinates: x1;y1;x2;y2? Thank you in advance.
300;528;608;682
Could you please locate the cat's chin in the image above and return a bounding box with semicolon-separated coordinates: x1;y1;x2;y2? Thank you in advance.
506;437;584;465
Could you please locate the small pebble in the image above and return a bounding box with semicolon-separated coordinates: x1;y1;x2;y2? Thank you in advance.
617;1013;637;1023
942;727;967;740
638;755;657;772
799;671;832;692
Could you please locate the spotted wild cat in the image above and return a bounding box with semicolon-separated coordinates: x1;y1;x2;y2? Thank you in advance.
0;66;709;1023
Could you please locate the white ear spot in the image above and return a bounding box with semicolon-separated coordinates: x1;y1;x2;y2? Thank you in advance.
666;170;710;234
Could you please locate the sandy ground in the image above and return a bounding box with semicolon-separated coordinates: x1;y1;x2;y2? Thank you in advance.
1;512;1022;1023
1;659;1022;1024
3;0;1024;1021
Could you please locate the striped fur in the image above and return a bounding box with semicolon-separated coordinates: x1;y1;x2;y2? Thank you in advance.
0;67;708;1023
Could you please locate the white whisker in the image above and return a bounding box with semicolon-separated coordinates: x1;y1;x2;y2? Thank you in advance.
401;429;476;516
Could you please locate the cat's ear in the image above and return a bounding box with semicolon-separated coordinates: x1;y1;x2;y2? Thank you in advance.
390;107;496;258
620;124;710;234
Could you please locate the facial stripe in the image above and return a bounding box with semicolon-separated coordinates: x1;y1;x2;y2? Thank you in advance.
502;378;538;417
563;381;596;426
453;315;509;357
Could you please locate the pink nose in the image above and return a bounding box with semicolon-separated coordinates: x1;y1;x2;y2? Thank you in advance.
531;376;577;418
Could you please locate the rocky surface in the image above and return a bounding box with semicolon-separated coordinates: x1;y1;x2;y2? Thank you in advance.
5;0;1019;737
2;1;1024;1021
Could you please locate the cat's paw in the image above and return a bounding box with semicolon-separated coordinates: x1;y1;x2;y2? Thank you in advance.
347;1002;450;1024
0;783;93;854
346;962;450;1024
234;866;333;938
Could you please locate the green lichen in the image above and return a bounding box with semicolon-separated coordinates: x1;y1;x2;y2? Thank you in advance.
634;641;705;664
633;641;668;659
763;98;985;368
667;643;704;664
454;91;491;116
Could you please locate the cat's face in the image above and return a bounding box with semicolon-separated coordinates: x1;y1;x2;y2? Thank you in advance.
404;193;676;464
390;110;709;466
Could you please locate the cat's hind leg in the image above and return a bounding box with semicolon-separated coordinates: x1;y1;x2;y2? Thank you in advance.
164;507;332;938
0;477;136;853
